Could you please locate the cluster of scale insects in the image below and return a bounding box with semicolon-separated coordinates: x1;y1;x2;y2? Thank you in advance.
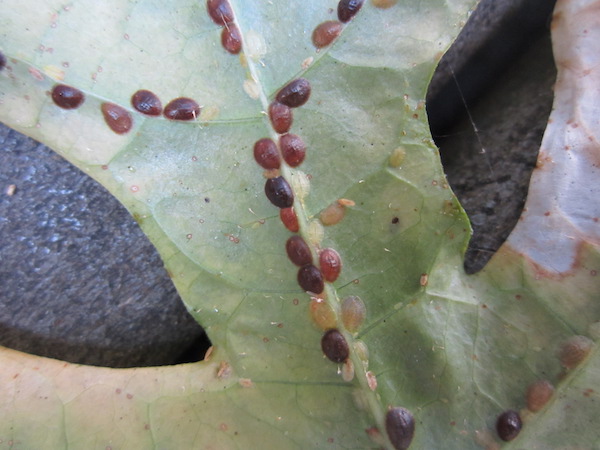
227;0;416;448
2;0;590;447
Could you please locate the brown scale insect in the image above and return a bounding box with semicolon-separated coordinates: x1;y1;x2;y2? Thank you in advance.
253;138;280;170
163;97;200;121
496;410;522;442
101;103;133;134
286;236;312;266
0;51;7;71
269;101;293;134
297;264;324;294
312;21;343;49
264;176;294;208
207;0;234;25
280;207;299;232
321;329;349;363
320;199;354;226
279;133;306;167
385;407;415;450
309;299;337;330
131;89;162;116
276;78;311;108
526;379;554;412
319;248;341;282
221;24;242;54
338;0;364;23
558;335;593;369
51;84;85;109
341;295;366;332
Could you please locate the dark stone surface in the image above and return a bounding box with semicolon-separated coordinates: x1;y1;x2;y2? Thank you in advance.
429;0;557;273
0;127;207;367
0;0;557;365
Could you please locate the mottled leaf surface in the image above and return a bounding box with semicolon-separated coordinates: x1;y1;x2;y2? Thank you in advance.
0;0;599;448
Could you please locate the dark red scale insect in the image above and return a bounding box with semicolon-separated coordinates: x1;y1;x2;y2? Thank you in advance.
321;329;349;363
268;101;293;134
264;176;294;208
297;264;324;294
312;21;343;48
385;407;415;450
253;138;280;169
279;133;306;167
280;207;299;232
496;410;522;442
163;97;200;121
51;84;85;109
319;248;341;282
221;24;242;54
276;78;311;108
101;102;133;134
131;89;162;116
338;0;364;23
207;0;234;26
0;51;6;71
286;236;312;266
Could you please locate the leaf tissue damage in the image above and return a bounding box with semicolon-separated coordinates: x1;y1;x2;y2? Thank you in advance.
0;0;599;448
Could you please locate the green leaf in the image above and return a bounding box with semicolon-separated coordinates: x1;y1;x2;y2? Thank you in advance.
1;0;599;448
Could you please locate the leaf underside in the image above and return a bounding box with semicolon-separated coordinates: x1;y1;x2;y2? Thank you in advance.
0;0;599;448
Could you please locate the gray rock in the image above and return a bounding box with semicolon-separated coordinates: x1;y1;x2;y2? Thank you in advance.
0;127;207;367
